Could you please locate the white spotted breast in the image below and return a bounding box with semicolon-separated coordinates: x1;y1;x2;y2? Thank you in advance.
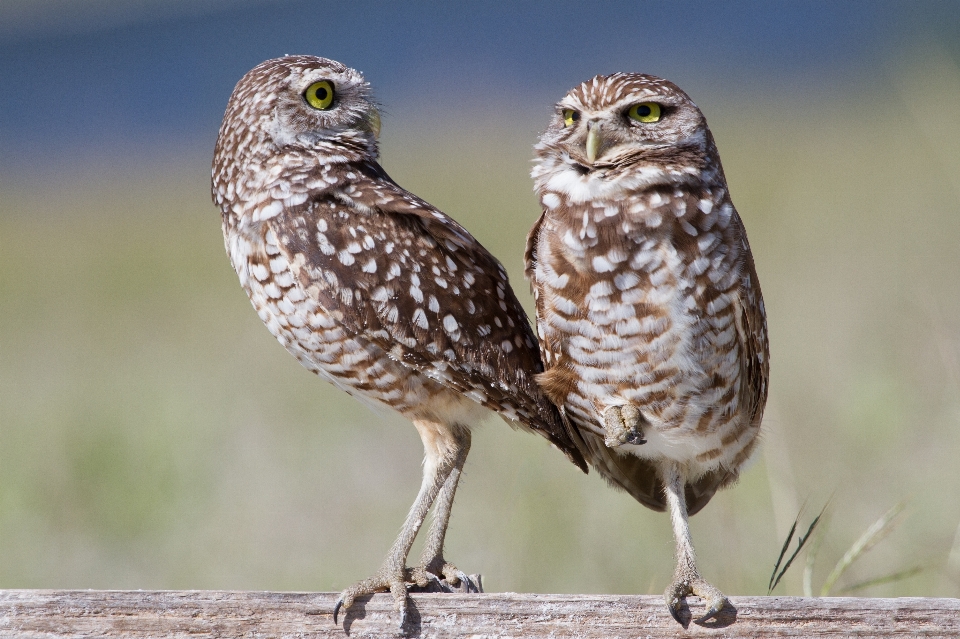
528;182;767;472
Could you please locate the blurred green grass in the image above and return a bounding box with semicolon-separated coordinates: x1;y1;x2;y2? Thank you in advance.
2;54;959;598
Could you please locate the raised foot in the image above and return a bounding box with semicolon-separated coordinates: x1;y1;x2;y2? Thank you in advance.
603;404;646;447
333;566;409;627
664;573;729;625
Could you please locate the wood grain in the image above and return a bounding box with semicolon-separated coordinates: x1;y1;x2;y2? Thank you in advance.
1;590;958;638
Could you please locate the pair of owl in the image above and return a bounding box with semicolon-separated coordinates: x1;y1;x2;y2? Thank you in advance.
212;56;768;627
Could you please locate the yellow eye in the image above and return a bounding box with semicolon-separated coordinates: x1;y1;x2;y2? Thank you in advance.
627;102;662;123
304;80;335;110
562;109;580;127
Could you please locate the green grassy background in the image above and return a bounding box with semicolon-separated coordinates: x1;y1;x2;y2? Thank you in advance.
1;51;959;599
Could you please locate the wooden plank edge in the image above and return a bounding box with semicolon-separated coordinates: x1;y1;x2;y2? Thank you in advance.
1;590;958;638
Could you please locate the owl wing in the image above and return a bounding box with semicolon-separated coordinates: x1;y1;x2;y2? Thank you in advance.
683;255;769;513
736;250;770;434
269;162;587;472
527;217;668;509
523;212;567;384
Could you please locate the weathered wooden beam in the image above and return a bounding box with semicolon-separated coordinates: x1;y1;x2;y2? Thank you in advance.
1;590;958;638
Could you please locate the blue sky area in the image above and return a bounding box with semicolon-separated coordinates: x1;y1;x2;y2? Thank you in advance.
1;1;958;175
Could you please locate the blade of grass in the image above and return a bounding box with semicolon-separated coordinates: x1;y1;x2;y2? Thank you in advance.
819;501;907;596
836;565;924;595
802;519;826;597
769;509;801;593
770;503;826;593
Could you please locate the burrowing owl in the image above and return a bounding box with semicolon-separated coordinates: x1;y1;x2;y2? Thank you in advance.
212;56;586;625
525;73;769;623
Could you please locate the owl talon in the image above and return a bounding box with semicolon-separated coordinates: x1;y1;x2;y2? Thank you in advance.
409;561;483;594
666;597;684;624
603;404;646;447
695;599;726;623
664;572;728;626
333;566;410;626
456;570;483;593
413;570;447;591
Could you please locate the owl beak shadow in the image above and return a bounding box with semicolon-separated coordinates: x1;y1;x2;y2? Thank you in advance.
585;121;602;164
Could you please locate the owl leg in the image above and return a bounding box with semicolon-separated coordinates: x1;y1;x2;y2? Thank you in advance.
333;419;469;628
409;431;482;594
661;460;729;625
603;404;646;447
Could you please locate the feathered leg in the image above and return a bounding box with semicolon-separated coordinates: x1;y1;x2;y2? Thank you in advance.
662;460;728;624
334;419;470;626
410;429;481;593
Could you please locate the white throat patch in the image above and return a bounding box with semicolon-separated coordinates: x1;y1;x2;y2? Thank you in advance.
535;161;670;204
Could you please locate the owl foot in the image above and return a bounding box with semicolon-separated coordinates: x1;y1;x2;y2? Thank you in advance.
603;404;646;447
333;564;411;628
664;570;729;625
331;562;482;628
409;559;483;594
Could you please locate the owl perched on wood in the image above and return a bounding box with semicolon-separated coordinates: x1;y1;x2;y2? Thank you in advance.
525;73;769;623
212;56;586;627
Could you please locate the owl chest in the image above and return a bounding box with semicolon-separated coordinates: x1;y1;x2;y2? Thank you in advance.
536;220;725;415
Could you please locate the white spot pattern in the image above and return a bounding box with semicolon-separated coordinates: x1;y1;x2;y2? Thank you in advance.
526;70;769;516
212;55;584;474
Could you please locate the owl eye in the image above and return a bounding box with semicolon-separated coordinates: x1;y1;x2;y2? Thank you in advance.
304;81;335;110
562;109;580;127
627;102;662;123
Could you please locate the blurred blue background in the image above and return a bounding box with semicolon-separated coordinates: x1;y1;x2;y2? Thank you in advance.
3;0;959;173
2;1;959;600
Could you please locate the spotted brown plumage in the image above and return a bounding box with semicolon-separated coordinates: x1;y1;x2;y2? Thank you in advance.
526;73;769;623
212;56;586;627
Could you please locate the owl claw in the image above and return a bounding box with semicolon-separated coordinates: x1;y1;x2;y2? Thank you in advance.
695;599;726;623
664;572;729;626
603;404;646;447
456;570;482;593
332;566;410;627
666;597;683;624
409;561;483;594
421;572;448;591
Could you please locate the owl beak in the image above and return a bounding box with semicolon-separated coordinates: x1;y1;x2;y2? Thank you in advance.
585;121;602;164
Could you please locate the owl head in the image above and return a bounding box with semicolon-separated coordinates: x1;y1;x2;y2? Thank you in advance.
534;73;722;197
214;56;381;175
